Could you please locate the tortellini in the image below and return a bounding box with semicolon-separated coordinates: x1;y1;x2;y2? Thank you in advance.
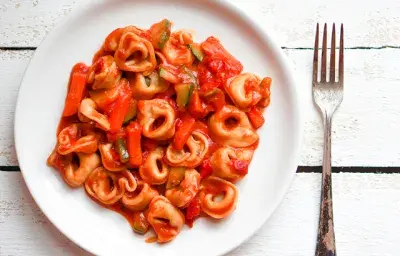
62;152;101;188
137;99;176;140
87;55;122;90
99;143;126;172
166;168;200;208
199;176;238;219
128;71;169;100
225;73;272;110
224;73;262;110
79;98;111;131
208;105;258;147
88;79;122;109
162;30;194;65
47;146;67;170
114;32;157;76
210;147;254;183
103;26;150;53
85;167;137;205
147;196;185;243
57;124;99;155
122;181;159;211
139;147;169;185
165;131;209;168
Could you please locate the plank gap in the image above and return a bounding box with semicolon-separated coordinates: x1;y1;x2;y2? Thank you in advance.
1;46;400;52
298;166;400;173
0;46;37;51
0;166;21;172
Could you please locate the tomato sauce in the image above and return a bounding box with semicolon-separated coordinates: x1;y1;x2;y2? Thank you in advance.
86;189;138;233
108;202;136;227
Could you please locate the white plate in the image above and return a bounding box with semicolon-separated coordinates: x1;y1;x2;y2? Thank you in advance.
14;0;302;255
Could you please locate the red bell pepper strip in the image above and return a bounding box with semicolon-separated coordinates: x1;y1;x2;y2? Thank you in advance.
62;63;89;117
173;114;195;150
247;106;265;129
126;121;143;166
188;91;205;119
108;79;132;132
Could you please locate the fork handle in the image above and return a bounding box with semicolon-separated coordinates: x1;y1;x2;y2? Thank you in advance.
315;111;336;256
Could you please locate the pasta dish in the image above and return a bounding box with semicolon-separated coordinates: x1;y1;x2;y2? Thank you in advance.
47;19;271;243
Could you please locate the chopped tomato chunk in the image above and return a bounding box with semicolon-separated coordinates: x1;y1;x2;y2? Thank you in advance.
233;160;249;175
126;121;143;166
201;37;243;70
188;91;206;119
199;159;213;179
198;37;243;88
185;197;201;228
201;87;226;111
173;114;195;150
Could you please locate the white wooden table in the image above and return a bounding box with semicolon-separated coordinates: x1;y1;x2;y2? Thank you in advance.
1;0;400;255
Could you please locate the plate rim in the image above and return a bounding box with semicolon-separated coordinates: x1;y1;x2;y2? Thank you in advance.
14;0;303;255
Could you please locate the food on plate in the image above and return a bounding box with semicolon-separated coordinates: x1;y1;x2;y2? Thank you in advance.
199;176;238;219
47;19;272;243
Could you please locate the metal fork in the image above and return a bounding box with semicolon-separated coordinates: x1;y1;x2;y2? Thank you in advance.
312;23;344;256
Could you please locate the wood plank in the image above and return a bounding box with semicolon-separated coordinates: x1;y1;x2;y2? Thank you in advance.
0;50;32;166
2;48;400;166
289;48;400;167
3;166;400;173
0;0;399;48
1;172;399;255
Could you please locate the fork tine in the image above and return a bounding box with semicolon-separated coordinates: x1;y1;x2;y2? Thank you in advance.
329;24;336;83
321;23;327;82
339;23;344;84
313;23;319;83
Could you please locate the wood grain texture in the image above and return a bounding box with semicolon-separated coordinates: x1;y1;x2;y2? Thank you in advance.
1;49;400;166
0;1;399;255
0;0;399;48
0;50;31;166
1;172;399;256
5;166;400;173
